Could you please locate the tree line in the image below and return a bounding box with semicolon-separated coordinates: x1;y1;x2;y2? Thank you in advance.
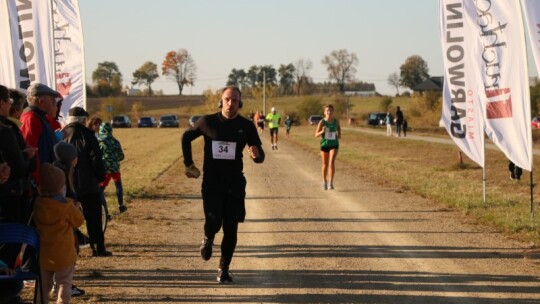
87;48;431;98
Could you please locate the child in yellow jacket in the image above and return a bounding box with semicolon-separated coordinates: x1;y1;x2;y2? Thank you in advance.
33;163;84;304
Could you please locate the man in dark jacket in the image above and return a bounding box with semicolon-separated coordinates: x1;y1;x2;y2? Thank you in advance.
63;107;110;256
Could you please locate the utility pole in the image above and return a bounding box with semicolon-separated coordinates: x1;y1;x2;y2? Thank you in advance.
263;71;266;115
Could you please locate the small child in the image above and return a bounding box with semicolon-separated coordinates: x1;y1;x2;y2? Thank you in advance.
53;141;86;297
33;163;84;304
98;123;127;213
402;119;408;137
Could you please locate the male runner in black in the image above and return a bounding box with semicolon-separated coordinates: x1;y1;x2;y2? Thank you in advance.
181;86;265;283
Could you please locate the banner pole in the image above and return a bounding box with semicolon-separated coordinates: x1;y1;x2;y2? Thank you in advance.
482;125;486;205
531;170;535;222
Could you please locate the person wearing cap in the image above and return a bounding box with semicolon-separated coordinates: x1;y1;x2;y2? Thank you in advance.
265;107;281;150
33;163;84;304
20;83;63;185
63;107;110;257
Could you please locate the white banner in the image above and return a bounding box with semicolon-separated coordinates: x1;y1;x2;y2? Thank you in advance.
0;0;85;123
4;0;55;89
52;0;86;121
464;0;532;171
439;0;485;167
522;0;540;90
0;2;15;88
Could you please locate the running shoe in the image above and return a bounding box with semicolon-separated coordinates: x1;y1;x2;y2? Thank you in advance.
217;268;233;283
329;183;334;190
71;285;85;297
323;182;328;191
119;205;128;213
200;237;213;261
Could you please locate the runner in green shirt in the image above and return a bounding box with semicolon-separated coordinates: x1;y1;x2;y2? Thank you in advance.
266;107;281;150
315;104;341;190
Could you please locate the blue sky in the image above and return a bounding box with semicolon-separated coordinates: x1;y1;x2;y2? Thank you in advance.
79;0;445;95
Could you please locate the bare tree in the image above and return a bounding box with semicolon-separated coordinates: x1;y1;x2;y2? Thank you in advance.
321;49;358;93
387;72;401;96
293;59;312;96
162;49;197;95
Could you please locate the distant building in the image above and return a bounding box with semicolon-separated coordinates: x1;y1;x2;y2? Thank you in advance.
123;88;142;96
344;90;377;97
413;76;443;93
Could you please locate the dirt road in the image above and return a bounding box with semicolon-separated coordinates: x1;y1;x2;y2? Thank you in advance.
70;138;539;303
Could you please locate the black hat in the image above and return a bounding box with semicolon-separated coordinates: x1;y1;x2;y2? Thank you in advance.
68;106;89;117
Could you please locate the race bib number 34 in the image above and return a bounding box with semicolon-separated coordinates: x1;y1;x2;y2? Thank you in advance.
212;141;237;160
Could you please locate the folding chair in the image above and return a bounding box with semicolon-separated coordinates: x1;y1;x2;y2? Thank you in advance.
0;223;43;304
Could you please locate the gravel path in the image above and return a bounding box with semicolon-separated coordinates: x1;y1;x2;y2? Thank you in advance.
66;137;539;303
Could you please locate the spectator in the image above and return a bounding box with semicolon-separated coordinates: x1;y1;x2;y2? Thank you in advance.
63;107;110;257
33;163;84;304
402;119;408;137
8;89;27;127
509;161;522;181
0;85;35;223
395;106;404;137
52;141;86;297
20;83;62;185
385;112;392;137
98;123;127;213
86;116;102;138
0;124;24;207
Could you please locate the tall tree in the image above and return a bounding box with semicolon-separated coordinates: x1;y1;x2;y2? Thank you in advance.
161;49;197;95
91;61;123;96
387;72;401;96
226;68;247;87
278;63;295;96
399;55;429;90
132;61;159;96
293;58;312;96
321;49;358;93
246;65;277;87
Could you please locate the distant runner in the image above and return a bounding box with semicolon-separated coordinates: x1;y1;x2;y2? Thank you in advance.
315;104;341;190
266;107;281;150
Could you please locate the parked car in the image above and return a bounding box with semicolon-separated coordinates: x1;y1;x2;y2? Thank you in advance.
188;115;202;127
532;117;540;129
367;112;388;126
137;116;156;128
158;114;179;128
308;115;323;125
111;115;131;128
